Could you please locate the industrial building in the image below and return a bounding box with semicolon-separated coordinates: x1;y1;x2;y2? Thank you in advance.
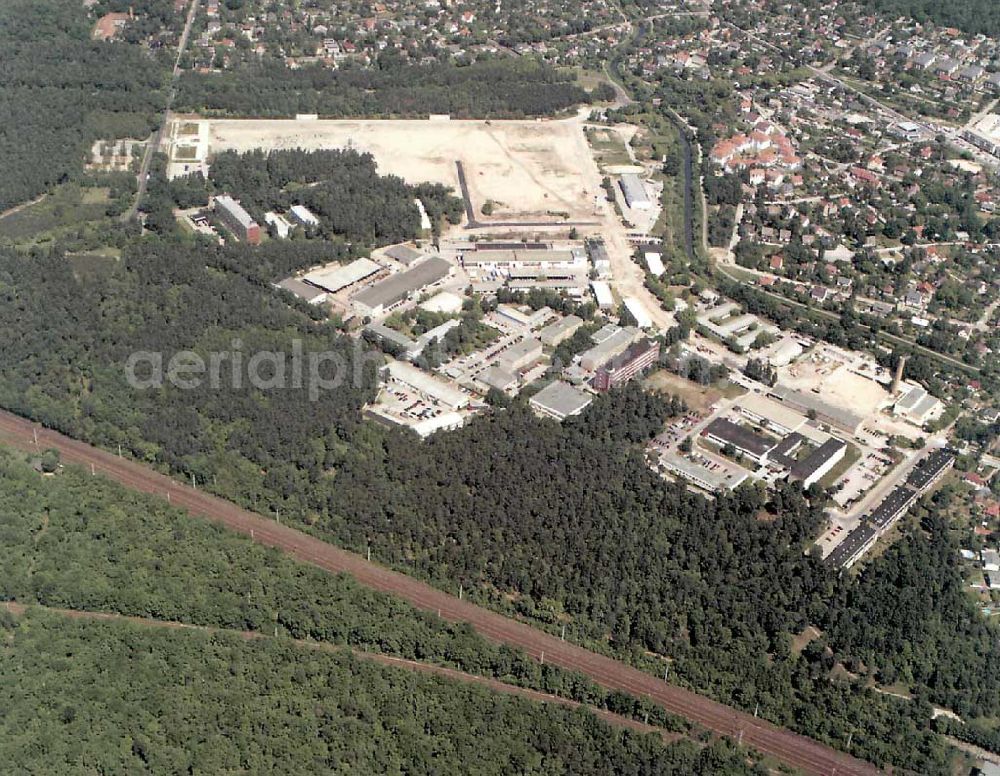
587;241;611;278
214;195;261;245
619;173;652;210
478;365;519;393
264;212;292;239
463;248;585;272
365;322;422;359
382;360;468;409
579;326;641;371
893;385;944;426
352;257;453;318
367;406;465;438
703;418;776;465
735;393;808;436
660;453;748;493
697;302;780;350
304;258;382;294
290;205;320;228
529;381;593;421
591;281;614;310
623;297;653;329
767;385;865;436
593;338;660;392
789;438;847;489
498;338;543;374
365;319;459;361
462;246;589;293
495;305;551;330
384;244;426;266
274;277;328;305
539;315;584;347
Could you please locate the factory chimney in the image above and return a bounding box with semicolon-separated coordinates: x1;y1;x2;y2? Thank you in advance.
891;356;906;394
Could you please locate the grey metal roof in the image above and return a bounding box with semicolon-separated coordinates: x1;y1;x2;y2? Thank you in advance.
353;257;451;310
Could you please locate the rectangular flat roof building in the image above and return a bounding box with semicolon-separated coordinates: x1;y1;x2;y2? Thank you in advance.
275;277;327;305
660;453;748;493
703;418;775;464
529;381;593;421
580;327;640;371
498;338;543;373
290;204;320;227
305;258;382;294
215;195;261;245
623;297;653;329
593;338;660;392
619;173;652;210
265;212;292;239
352;257;453;317
539;315;584;347
644;252;665;277
384;244;426;266
365;322;421;358
789;438;847;489
383;360;468;409
736;393;808;436
478;365;519;393
591;281;614;310
768;386;865;435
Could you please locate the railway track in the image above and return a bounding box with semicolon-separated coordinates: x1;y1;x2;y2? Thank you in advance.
0;409;882;776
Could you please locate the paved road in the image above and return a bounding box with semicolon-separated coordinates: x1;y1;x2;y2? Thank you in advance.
125;0;200;221
0;409;881;776
2;602;680;744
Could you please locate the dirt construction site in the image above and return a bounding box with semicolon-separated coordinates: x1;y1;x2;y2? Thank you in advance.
169;115;603;222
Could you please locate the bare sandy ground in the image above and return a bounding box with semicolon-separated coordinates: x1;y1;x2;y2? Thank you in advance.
200;117;602;220
779;359;888;418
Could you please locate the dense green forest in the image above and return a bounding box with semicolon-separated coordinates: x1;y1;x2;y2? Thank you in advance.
0;0;166;211
825;510;1000;719
176;56;597;118
0;611;760;775
864;0;1000;37
207;148;464;243
0;450;694;732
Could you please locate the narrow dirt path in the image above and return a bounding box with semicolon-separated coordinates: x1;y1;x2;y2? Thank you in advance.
1;601;682;744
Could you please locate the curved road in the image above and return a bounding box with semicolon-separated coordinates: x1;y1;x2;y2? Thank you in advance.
0;409;881;776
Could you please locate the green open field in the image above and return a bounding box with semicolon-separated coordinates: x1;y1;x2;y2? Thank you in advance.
0;185;110;243
585;127;633;169
645;370;746;412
